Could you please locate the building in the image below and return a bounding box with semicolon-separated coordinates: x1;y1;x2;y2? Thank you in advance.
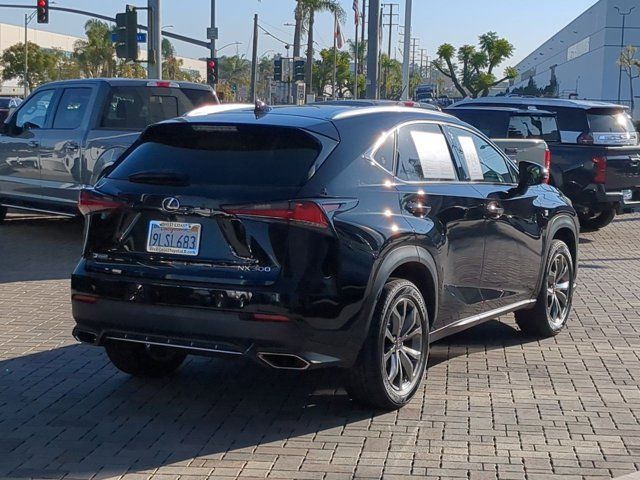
0;22;206;95
510;0;640;118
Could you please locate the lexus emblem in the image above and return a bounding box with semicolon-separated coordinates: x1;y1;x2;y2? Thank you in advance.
162;197;180;212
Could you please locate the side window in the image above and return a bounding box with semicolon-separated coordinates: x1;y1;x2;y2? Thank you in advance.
449;127;516;184
15;89;55;129
396;123;457;182
373;131;395;171
53;88;92;129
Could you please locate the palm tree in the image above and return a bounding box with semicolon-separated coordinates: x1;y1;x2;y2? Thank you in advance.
301;0;345;89
293;1;303;58
73;20;116;78
219;55;251;98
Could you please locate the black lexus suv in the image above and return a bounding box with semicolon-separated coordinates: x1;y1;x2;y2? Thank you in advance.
72;104;579;409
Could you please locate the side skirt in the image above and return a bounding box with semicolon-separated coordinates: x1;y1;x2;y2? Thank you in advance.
429;299;536;343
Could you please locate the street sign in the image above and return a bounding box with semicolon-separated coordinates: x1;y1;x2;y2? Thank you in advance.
206;27;219;40
111;32;146;43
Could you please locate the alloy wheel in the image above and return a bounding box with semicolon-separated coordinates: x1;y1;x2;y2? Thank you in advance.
546;252;571;329
382;296;424;394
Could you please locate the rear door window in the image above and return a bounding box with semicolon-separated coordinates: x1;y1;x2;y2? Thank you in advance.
109;123;322;187
100;86;216;130
396;123;458;182
53;88;92;129
508;114;560;143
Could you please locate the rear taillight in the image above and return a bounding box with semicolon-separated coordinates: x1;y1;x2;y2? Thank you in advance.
592;156;607;184
223;201;329;228
577;132;594;145
78;189;125;216
543;149;551;184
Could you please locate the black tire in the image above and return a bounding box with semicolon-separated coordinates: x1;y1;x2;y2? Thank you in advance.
105;341;187;377
515;240;574;337
346;279;429;410
0;206;6;223
578;208;615;231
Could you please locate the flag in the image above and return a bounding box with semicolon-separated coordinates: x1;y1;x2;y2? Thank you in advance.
353;0;359;26
335;21;344;49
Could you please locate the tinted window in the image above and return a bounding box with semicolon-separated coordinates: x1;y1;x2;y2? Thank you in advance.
539;106;588;133
449;127;515;183
445;109;509;137
16;89;55;129
109;124;321;187
508;115;560;142
100;86;216;130
0;98;11;108
373;131;395;170
587;109;635;133
396;123;457;181
53;88;91;129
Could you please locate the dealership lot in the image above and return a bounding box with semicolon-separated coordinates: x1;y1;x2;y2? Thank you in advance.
1;212;640;480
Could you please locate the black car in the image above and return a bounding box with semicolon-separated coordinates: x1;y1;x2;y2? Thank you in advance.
71;104;579;409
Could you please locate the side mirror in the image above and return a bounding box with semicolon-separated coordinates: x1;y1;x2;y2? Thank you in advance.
518;160;546;188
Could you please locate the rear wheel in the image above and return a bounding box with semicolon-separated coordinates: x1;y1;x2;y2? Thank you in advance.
515;240;574;337
105;341;187;377
578;208;615;231
346;279;429;410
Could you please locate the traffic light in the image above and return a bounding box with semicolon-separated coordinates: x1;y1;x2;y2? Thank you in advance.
274;57;282;82
293;59;305;82
36;0;49;24
206;58;219;85
114;6;138;62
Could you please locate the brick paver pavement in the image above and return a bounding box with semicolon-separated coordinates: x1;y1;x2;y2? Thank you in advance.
1;212;640;480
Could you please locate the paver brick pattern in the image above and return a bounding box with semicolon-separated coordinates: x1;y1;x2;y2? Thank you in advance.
1;212;640;480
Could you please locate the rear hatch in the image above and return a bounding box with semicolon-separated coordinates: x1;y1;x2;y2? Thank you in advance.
596;145;640;198
81;121;338;286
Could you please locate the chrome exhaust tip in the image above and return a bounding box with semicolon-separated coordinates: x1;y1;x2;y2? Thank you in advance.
73;329;98;345
257;352;310;370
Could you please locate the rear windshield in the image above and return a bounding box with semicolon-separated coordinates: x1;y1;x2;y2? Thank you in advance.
100;86;216;130
447;109;509;137
109;123;321;187
587;108;635;133
508;115;560;142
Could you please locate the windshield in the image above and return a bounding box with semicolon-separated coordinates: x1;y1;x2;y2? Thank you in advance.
109;123;322;187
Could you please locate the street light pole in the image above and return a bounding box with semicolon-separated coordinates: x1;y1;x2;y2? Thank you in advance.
615;6;635;104
401;0;412;100
23;9;37;98
366;0;380;99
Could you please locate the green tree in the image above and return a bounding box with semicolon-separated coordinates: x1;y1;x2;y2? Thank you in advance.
1;42;58;89
73;19;116;78
257;55;274;99
618;45;639;112
219;55;251;98
312;48;351;98
347;39;366;98
116;61;146;79
433;31;517;98
301;0;345;89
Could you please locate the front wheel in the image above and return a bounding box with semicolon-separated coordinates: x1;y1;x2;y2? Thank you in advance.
346;279;429;410
515;239;575;337
105;341;187;377
579;208;615;231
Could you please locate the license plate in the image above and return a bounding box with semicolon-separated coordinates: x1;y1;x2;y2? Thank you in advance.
622;189;633;202
146;221;201;256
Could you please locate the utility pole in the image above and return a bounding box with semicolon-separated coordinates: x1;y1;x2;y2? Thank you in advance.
360;0;366;69
615;6;635;104
381;3;398;98
410;37;418;76
366;0;380;99
147;0;161;79
210;0;216;58
23;13;28;98
250;14;258;102
332;11;338;100
401;0;411;100
353;3;359;99
419;48;426;80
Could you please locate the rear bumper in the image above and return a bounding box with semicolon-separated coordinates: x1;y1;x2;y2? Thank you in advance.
573;185;640;215
71;265;369;369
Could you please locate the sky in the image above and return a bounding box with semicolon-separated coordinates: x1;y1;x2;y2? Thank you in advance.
0;0;600;68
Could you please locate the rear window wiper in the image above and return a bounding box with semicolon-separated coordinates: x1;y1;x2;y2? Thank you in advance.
128;170;190;186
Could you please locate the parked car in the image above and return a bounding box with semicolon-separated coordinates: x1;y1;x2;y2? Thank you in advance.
450;97;640;229
71;104;579;409
445;106;554;170
0;97;22;124
0;78;218;223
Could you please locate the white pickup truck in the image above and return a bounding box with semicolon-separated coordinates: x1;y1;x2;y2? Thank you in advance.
445;106;555;169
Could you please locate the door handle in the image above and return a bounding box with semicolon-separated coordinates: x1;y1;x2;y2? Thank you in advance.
486;201;504;219
504;147;518;156
28;140;39;148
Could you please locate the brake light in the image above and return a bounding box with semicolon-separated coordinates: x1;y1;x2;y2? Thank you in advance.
577;132;594;145
592;156;607;184
223;201;329;228
543;149;551;184
251;313;289;322
146;81;179;88
72;294;99;304
78;189;125;215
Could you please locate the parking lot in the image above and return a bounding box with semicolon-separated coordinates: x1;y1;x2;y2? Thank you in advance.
0;212;639;480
